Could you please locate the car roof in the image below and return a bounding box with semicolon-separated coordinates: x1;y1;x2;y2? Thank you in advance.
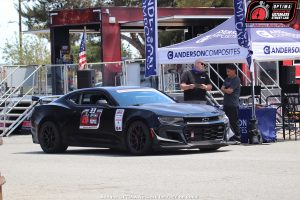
61;86;156;103
65;86;157;97
74;86;154;93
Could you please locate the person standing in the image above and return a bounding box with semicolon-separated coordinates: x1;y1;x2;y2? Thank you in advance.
221;65;241;143
180;59;212;104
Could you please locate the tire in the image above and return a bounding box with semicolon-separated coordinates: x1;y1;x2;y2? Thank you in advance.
126;121;152;156
199;147;220;151
38;121;68;153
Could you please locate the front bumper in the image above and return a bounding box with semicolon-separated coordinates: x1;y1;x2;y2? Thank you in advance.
152;119;229;150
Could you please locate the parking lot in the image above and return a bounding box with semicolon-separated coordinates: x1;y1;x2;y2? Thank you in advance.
1;134;300;200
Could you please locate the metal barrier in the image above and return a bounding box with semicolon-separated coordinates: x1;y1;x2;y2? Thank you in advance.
0;60;284;103
255;62;281;104
0;139;5;200
0;65;43;136
0;61;126;97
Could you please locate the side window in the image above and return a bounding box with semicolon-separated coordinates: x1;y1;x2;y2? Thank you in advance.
68;93;81;105
82;93;93;105
90;95;109;105
81;92;112;106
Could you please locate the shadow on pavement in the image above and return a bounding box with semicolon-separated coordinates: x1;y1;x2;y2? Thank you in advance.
14;148;231;157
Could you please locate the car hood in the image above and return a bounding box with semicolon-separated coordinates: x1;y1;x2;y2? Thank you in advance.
136;103;223;117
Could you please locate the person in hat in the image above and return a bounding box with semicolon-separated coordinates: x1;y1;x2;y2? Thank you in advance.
180;59;212;104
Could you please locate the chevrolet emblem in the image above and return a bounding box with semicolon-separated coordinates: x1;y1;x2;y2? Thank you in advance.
202;118;209;122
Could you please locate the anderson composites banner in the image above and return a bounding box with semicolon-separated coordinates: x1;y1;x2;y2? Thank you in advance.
142;0;158;77
234;0;249;48
158;45;249;64
234;0;253;68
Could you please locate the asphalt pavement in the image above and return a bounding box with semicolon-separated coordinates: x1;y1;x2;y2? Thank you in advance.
0;134;300;200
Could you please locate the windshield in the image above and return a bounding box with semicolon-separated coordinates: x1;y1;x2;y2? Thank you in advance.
110;88;176;106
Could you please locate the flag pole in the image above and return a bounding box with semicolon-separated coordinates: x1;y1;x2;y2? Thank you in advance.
245;0;261;144
84;26;87;69
78;26;87;70
234;0;261;144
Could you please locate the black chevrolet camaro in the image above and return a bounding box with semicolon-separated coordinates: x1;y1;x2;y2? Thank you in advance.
31;86;229;155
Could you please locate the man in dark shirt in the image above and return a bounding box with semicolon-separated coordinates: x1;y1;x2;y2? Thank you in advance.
180;59;212;103
221;65;241;143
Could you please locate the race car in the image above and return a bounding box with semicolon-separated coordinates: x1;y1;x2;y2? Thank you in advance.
31;86;229;155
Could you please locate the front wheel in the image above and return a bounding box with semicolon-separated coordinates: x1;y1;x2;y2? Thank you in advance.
38;121;68;153
126;121;152;156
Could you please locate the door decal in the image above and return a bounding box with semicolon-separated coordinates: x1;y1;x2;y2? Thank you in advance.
79;108;103;129
115;109;125;131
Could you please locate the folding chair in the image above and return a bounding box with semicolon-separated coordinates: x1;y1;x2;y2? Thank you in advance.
282;84;300;140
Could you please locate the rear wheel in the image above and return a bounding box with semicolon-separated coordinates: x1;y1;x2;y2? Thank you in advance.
126;121;152;156
38;121;68;153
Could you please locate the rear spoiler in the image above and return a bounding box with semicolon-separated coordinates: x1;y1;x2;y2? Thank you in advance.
32;95;63;104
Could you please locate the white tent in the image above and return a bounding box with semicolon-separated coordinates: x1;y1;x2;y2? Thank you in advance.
158;17;300;65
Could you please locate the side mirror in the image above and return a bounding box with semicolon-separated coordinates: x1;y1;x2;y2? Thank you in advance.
32;96;40;101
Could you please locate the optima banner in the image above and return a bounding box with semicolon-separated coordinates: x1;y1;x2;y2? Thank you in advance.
142;0;158;77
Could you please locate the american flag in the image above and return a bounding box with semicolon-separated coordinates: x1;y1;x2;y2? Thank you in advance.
78;32;87;70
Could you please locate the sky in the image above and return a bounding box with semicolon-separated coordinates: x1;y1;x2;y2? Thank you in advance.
0;1;19;64
0;1;139;64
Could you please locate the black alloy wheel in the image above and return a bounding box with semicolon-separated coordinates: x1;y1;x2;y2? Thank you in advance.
38;121;68;153
126;121;152;156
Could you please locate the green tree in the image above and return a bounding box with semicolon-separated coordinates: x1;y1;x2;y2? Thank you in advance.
21;0;103;30
159;30;184;47
1;34;51;65
20;0;181;60
107;0;176;7
176;0;232;7
108;0;177;57
121;41;134;59
19;0;233;62
71;33;102;63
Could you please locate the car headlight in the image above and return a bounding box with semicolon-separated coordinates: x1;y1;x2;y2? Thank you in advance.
218;114;229;123
218;114;225;120
158;116;184;125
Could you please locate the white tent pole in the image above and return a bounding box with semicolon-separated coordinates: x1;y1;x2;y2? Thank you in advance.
162;64;165;92
158;65;162;91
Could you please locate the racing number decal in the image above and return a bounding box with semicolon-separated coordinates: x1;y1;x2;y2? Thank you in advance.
79;108;103;129
115;109;125;131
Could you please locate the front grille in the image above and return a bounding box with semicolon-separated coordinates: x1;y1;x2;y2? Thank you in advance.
184;124;225;142
184;116;219;123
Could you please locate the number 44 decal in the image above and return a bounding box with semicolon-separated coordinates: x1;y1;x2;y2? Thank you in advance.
114;109;125;131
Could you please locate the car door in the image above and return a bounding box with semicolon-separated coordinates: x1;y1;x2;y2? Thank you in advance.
73;91;118;146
